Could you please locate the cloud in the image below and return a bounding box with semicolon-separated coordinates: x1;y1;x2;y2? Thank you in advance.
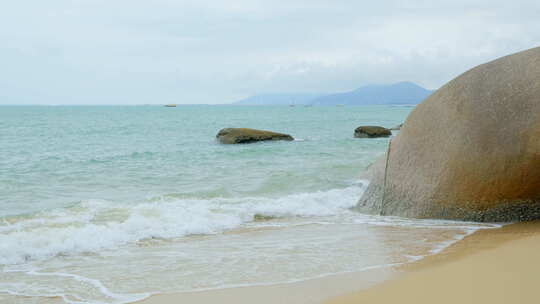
0;0;539;104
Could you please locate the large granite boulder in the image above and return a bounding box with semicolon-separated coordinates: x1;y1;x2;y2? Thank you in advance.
356;46;540;222
216;128;294;144
354;126;392;138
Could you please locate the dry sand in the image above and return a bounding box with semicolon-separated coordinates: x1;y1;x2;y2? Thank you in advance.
138;221;540;304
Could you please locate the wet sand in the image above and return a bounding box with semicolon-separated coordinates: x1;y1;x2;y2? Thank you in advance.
138;221;540;304
136;266;395;304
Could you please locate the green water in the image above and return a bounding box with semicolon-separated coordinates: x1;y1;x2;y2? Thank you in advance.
1;105;408;217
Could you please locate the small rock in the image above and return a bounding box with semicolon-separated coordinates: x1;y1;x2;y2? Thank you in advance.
216;128;294;144
354;126;391;138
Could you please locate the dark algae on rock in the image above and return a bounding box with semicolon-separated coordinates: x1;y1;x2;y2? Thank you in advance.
216;128;294;144
354;126;392;138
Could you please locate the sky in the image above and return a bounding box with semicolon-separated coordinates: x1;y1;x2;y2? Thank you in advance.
1;1;539;105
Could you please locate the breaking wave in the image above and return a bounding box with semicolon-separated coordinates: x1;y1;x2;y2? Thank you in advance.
0;183;368;265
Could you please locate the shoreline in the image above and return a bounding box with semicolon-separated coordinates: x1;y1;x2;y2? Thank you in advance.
136;221;534;304
326;220;540;304
135;255;397;304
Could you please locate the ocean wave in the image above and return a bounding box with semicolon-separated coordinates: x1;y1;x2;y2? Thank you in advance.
0;183;368;265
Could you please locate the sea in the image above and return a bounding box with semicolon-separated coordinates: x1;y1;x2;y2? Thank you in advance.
0;105;499;304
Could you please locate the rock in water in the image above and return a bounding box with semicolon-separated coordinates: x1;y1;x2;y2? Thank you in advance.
216;128;294;144
356;46;540;222
354;126;392;138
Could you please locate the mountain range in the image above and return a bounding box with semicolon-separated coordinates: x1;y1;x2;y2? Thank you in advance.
233;82;433;106
233;93;322;106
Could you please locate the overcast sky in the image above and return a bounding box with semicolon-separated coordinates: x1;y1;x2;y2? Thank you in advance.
1;1;539;104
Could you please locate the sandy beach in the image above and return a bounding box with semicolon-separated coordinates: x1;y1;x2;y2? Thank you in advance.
138;221;540;304
327;220;540;304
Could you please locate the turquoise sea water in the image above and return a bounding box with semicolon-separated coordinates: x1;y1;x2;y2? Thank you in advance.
0;105;498;304
1;105;408;218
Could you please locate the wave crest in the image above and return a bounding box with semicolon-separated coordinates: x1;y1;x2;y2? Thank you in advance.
0;183;368;265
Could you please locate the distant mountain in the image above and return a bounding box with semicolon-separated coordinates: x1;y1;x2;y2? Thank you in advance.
310;82;432;106
234;93;321;105
233;82;433;106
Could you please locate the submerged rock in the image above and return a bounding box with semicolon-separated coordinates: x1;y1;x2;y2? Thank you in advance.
253;214;277;221
216;128;294;144
356;46;540;222
354;126;391;138
389;124;403;131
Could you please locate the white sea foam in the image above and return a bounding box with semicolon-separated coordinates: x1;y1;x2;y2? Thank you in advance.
0;183;368;265
352;216;502;230
0;181;505;304
1;269;150;304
